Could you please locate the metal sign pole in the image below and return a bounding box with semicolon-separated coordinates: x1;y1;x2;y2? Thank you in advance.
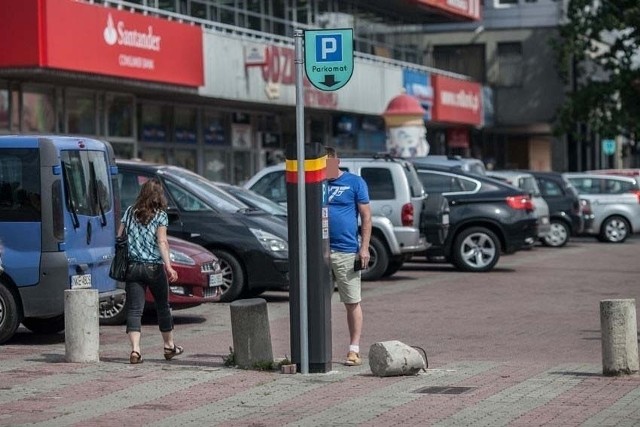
294;28;309;375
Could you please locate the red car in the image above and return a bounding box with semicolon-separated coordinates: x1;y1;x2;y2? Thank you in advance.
99;236;223;325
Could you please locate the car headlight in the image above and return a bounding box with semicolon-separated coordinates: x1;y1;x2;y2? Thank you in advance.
250;228;288;252
169;249;196;266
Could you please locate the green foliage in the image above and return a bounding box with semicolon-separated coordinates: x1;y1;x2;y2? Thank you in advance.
552;0;640;138
222;346;236;367
278;355;292;367
252;360;275;371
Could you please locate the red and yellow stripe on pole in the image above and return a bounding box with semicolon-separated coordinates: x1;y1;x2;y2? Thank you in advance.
285;156;326;183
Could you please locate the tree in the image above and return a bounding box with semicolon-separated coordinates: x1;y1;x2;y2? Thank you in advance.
553;0;640;139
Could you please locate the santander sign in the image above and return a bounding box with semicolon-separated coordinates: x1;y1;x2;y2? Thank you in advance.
103;13;162;52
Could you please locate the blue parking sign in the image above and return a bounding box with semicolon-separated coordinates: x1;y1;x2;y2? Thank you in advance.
304;29;353;92
316;34;342;62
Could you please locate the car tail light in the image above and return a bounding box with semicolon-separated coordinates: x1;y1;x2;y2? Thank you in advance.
401;203;414;226
629;189;640;203
506;195;534;212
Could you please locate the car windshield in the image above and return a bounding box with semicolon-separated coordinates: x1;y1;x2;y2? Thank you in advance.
224;185;288;216
161;167;249;213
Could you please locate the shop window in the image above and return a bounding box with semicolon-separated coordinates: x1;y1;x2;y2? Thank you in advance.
233;151;253;185
174;149;196;172
67;91;96;135
107;95;134;138
21;88;55;133
203;150;229;182
189;0;208;19
111;142;135;160
175;107;197;143
0;83;8;131
140;147;167;164
497;42;524;87
139;104;171;143
204;110;228;145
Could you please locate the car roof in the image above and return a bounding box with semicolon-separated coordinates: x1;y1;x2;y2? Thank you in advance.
563;172;638;182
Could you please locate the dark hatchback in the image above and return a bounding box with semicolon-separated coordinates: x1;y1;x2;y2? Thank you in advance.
414;165;538;272
116;160;289;302
528;171;584;247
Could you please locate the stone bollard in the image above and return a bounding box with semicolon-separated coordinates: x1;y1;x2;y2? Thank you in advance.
600;299;639;376
369;340;426;377
230;298;273;369
64;289;99;363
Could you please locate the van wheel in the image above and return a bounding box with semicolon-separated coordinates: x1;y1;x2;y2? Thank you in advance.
0;284;21;344
452;227;500;272
212;250;245;302
362;235;389;281
598;216;630;243
22;315;65;334
99;296;128;326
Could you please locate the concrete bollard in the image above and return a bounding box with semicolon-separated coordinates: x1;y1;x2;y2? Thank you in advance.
369;340;426;377
600;299;639;376
64;289;100;363
230;298;273;369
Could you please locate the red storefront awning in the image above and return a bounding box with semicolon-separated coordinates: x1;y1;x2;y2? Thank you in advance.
0;0;204;87
410;0;481;21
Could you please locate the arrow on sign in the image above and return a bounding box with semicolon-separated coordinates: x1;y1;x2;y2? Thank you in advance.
320;75;340;87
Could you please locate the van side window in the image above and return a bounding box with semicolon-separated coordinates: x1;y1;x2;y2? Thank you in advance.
61;150;112;216
0;149;41;221
361;168;395;200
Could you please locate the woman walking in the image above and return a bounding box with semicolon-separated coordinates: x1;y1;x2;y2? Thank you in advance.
118;178;182;364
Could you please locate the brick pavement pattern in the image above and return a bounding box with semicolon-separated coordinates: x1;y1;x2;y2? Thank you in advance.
2;238;640;426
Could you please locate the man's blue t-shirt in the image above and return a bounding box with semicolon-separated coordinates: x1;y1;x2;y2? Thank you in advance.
327;172;370;253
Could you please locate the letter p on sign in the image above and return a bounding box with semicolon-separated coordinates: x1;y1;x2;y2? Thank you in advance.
316;34;342;62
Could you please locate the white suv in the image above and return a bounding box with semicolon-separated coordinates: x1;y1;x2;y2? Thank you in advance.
245;155;450;280
564;172;640;243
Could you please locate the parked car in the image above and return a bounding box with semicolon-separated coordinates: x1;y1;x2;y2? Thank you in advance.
215;182;287;219
486;170;552;245
245;155;450;281
528;171;585;247
414;164;538;272
99;236;223;325
116;160;289;301
412;155;487;175
564;172;640;243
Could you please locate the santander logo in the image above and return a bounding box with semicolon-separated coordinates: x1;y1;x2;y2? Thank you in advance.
103;13;162;52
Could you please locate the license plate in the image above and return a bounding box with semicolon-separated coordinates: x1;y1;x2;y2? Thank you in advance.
442;214;450;225
209;273;223;287
71;273;92;289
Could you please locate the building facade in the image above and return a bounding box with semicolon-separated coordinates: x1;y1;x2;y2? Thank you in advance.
0;0;486;184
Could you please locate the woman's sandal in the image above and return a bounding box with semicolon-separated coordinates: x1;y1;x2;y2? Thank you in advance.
164;345;184;361
129;351;143;364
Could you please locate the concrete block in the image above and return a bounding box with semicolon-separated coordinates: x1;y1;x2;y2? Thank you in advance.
601;299;639;376
64;289;99;363
230;298;273;369
369;340;425;377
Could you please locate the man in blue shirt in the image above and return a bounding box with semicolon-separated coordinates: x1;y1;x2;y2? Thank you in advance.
326;146;372;366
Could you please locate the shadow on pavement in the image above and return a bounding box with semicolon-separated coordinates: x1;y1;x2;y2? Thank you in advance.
6;329;65;346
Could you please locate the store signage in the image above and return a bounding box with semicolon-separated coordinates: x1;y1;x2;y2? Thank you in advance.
432;74;482;126
415;0;481;21
1;0;203;87
304;29;354;91
244;44;268;67
403;69;433;121
259;45;338;108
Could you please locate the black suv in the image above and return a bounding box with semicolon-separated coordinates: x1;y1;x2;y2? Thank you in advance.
528;171;584;247
414;165;538;272
116;160;289;302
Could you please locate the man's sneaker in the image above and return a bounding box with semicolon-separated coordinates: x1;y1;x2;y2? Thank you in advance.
345;351;362;366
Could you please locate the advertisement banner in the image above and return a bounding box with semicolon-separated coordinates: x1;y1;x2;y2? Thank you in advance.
432;75;482;126
414;0;481;21
17;0;204;87
402;69;433;121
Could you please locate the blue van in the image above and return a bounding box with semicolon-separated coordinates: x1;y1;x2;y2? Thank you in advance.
0;135;124;343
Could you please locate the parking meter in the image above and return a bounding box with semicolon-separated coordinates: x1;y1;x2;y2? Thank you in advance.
286;142;332;373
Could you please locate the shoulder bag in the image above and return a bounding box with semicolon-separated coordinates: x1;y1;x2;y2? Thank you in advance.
109;208;132;281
